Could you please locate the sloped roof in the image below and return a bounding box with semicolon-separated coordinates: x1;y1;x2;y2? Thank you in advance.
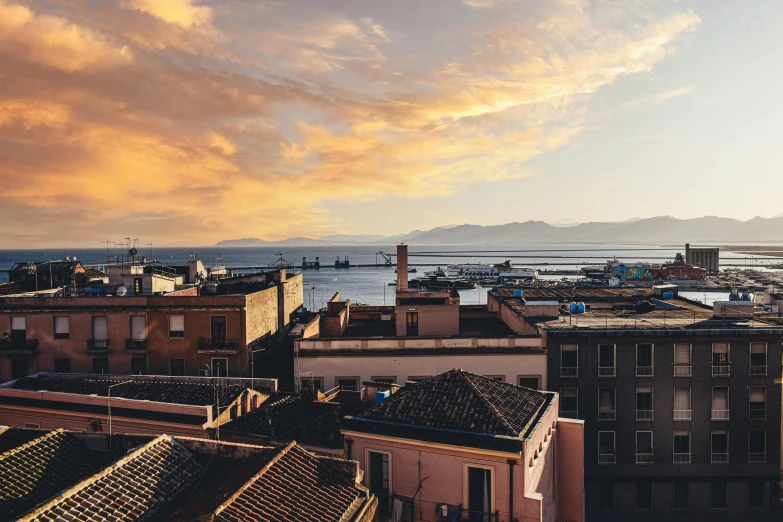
20;435;203;522
358;369;549;438
0;430;101;520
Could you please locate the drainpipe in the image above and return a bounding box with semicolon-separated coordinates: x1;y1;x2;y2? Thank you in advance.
507;459;516;522
345;438;353;460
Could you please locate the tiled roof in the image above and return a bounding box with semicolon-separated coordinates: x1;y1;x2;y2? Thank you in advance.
0;282;24;296
20;435;203;522
0;430;101;520
359;369;548;437
214;441;370;522
83;268;108;279
220;396;343;448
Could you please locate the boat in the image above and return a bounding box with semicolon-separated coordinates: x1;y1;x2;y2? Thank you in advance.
656;253;707;281
427;261;537;282
585;257;659;281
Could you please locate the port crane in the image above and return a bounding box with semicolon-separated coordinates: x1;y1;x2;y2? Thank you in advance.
375;251;394;266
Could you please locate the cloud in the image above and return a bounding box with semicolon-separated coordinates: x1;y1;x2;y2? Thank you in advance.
622;84;697;109
0;0;701;247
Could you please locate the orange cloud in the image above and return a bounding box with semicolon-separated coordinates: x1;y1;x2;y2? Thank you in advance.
121;0;211;28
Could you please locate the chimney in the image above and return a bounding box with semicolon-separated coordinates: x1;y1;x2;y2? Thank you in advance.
397;244;409;291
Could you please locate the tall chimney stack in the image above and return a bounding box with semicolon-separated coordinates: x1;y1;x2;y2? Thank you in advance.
397;244;409;291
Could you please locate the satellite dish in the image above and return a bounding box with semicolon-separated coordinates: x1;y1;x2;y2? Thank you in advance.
65;256;71;261
72;257;77;261
141;257;147;264
129;248;138;256
116;286;128;296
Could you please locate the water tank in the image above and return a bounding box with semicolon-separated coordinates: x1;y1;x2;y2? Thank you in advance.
202;283;218;295
662;291;674;299
636;300;653;313
491;286;499;292
569;302;578;313
513;289;523;297
576;302;586;314
376;390;391;404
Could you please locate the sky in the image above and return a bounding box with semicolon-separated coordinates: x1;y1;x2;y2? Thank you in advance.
0;0;781;247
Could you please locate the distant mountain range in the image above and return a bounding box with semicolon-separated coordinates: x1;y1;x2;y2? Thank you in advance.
214;215;783;247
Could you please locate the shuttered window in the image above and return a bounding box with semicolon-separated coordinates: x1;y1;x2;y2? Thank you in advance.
749;387;765;406
712;388;728;410
10;317;26;331
130;316;146;340
674;344;691;364
636;388;653;409
750;343;766;354
92;317;108;340
674;388;691;410
599;389;615;411
712;343;729;364
169;315;185;338
54;317;70;338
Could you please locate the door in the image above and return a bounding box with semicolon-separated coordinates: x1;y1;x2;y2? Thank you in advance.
211;316;227;341
467;467;492;521
406;312;418;336
11;359;28;379
368;452;390;517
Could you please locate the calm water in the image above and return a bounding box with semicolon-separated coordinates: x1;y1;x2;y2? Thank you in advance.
0;244;764;306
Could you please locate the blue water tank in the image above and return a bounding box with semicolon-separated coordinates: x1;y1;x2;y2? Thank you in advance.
576;302;586;314
491;286;499;292
376;390;390;404
296;308;308;318
513;289;523;297
569;302;578;313
662;291;674;299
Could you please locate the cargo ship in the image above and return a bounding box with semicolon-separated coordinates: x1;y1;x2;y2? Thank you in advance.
582;253;707;282
656;253;707;281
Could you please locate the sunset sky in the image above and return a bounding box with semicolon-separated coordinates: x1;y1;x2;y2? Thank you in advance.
1;0;781;247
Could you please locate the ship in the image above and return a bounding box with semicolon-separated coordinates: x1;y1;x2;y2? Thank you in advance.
425;261;538;282
656;253;707;281
584;257;658;281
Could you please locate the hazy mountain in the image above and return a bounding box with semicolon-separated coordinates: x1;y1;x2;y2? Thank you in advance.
213;238;269;247
318;234;389;243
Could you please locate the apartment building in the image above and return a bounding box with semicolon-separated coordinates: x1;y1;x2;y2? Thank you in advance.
0;269;303;381
490;286;783;520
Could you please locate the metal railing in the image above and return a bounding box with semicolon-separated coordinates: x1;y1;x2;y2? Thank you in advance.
636;453;654;465
636;366;654;377
673;453;691;464
673;410;692;421
197;338;239;352
598;366;615;377
636;410;654;421
125;339;148;351
598;453;616;465
456;507;499;522
0;338;39;354
712;364;730;377
750;365;768;376
560;410;578;419
748;452;765;463
560;367;578;378
674;364;692;377
749;409;766;421
87;339;110;352
711;409;730;421
711;453;729;464
598;410;616;421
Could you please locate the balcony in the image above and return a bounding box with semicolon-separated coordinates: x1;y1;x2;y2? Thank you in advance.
749;365;767;376
560;410;578;419
125;339;148;353
598;410;616;421
711;453;729;464
598;453;616;465
636;366;654;377
456;506;499;522
673;453;691;464
748;453;765;463
636;453;654;465
0;339;39;356
87;339;110;354
674;364;692;377
636;410;654;421
598;366;615;378
749;409;766;421
673;410;692;421
712;364;730;377
197;337;239;354
560;367;578;378
711;409;730;421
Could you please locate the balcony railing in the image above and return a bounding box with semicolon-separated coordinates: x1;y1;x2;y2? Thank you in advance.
455;506;499;522
197;338;239;353
125;339;148;352
674;364;692;377
560;410;578;419
748;453;765;463
0;338;39;355
598;366;615;377
711;453;729;464
673;453;691;464
636;366;654;377
749;409;766;421
87;339;110;353
712;364;730;377
636;410;654;421
598;453;616;465
750;365;767;376
636;453;654;465
673;410;692;421
711;409;730;421
560;367;578;378
598;410;616;421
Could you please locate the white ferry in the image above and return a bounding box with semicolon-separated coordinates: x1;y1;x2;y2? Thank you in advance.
425;261;538;281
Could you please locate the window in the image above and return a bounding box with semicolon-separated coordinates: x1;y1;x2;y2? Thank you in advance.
466;466;493;517
749;343;767;375
53;358;71;373
636;431;653;464
711;387;729;420
53;317;70;339
561;344;578;377
674;343;692;377
748;481;764;510
712;342;730;376
673;431;690;464
129;316;147;350
636;387;653;420
169;358;185;376
169;315;185;338
711;431;728;464
749;387;766;420
337;377;359;390
560;388;578;418
672;481;690;513
302;377;324;391
598;481;614;514
130;357;147;375
598;388;615;421
133;278;143;295
91;316;109;350
598;345;615;377
405;312;418;336
674;387;691;421
636;481;652;513
636;344;653;377
10;316;27;342
92;358;109;374
518;376;539;390
211;358;228;377
371;376;396;384
11;359;28;379
748;430;765;462
710;481;727;511
598;431;615;464
211;316;227;341
368;451;391;517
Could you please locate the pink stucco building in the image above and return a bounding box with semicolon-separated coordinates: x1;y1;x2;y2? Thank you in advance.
341;370;585;522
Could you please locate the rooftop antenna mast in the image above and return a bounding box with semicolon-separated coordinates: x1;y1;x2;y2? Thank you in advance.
147;242;154;262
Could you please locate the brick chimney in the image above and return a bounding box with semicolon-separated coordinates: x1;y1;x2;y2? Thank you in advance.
397;244;409;291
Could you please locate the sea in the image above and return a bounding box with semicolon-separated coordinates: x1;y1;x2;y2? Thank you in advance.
0;244;773;307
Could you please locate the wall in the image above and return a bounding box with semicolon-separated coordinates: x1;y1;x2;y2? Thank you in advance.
321;308;349;337
281;273;304;327
556;419;585;522
244;286;280;347
395;303;460;337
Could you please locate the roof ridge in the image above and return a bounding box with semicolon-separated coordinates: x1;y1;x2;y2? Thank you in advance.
458;371;518;436
212;441;297;518
0;429;65;459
